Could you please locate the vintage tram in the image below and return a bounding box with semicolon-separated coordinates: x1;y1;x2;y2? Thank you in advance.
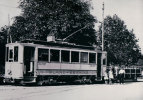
4;39;107;85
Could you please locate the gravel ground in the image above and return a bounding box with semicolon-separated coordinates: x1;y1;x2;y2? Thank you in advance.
0;82;143;100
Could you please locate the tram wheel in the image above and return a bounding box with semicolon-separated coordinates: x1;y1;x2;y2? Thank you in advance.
37;81;45;86
3;78;6;84
19;81;26;86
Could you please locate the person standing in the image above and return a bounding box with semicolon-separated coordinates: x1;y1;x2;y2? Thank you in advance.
104;69;109;84
109;69;114;84
111;67;116;83
119;68;125;84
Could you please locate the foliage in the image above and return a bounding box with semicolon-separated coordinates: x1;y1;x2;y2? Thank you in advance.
99;15;141;65
10;0;97;46
0;27;7;66
137;58;143;66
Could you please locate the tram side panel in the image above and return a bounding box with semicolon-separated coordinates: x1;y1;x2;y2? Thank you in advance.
35;47;104;83
37;63;97;76
124;68;142;80
36;47;97;77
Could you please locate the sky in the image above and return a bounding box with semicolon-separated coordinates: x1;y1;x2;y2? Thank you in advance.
0;0;21;26
91;0;143;53
0;0;143;53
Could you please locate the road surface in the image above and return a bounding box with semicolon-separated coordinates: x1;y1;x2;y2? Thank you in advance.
0;82;143;100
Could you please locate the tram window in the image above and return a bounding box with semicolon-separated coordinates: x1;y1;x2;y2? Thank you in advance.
61;50;70;62
6;47;9;62
14;46;18;62
71;51;79;63
125;69;130;73
50;49;60;62
103;58;106;65
38;48;49;61
80;52;88;63
131;69;135;73
9;49;13;62
102;53;107;65
89;53;96;63
136;69;140;73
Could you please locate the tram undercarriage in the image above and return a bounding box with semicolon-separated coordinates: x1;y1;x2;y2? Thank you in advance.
3;75;98;86
35;75;97;85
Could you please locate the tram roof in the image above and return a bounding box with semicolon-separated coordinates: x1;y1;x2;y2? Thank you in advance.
20;39;101;51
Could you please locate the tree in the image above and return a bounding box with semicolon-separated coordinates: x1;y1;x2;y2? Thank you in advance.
99;15;141;65
0;26;7;73
10;0;97;46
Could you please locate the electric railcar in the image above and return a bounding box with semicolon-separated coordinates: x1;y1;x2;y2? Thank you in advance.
4;40;107;85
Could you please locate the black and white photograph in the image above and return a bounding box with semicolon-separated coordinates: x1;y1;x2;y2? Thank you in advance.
0;0;143;100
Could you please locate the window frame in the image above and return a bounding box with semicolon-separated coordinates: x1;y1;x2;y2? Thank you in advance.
50;49;60;62
61;50;70;63
102;53;107;65
9;49;13;62
89;52;97;64
38;48;49;62
14;46;18;62
80;52;88;63
71;51;80;63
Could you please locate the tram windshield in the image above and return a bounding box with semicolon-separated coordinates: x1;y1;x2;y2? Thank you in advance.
6;46;19;62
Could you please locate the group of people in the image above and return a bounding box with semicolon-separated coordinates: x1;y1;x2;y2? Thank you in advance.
104;66;125;84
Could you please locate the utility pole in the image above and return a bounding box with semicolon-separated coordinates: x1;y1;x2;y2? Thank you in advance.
102;2;104;51
7;14;12;43
7;14;10;43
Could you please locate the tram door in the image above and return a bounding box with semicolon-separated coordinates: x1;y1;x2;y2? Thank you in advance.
97;53;102;79
24;46;35;76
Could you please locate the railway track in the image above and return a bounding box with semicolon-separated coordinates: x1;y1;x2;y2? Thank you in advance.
0;84;85;100
0;81;143;100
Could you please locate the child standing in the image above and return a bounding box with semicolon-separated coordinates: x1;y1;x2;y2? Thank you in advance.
104;69;109;84
109;69;114;84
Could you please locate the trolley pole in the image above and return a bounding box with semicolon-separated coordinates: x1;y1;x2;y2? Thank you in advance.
102;2;104;51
